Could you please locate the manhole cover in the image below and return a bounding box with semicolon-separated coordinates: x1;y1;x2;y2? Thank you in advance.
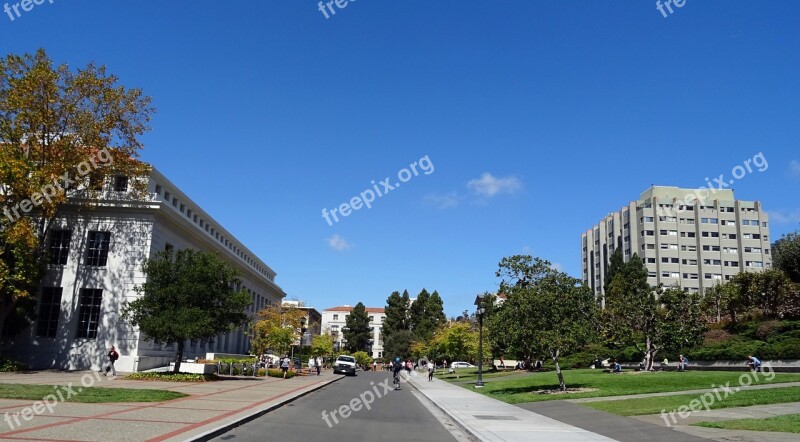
473;415;520;420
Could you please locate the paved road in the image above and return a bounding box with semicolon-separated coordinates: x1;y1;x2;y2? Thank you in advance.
209;371;460;441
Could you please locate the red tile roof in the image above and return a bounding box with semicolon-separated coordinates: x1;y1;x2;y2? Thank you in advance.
325;306;385;313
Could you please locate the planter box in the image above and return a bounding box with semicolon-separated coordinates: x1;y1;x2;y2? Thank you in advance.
169;362;217;374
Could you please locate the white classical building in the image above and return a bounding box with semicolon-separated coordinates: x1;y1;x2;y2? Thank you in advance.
3;168;286;372
321;306;385;359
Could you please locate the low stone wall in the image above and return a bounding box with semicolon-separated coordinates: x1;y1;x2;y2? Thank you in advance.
620;359;800;373
169;362;217;374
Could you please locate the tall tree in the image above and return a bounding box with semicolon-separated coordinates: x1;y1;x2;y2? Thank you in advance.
0;49;153;336
495;255;554;290
491;268;597;390
122;250;251;372
423;290;447;336
773;232;800;283
603;249;625;296
604;254;707;370
343;303;371;353
383;290;409;339
250;304;306;357
408;288;430;333
384;329;414;359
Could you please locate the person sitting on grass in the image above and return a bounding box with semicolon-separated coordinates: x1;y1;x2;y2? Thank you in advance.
612;360;622;373
747;355;762;372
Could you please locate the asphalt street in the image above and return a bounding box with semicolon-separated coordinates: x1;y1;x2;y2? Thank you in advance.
210;371;461;442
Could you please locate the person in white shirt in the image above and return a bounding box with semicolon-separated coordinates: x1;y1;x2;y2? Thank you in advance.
427;360;434;381
316;356;323;375
308;356;315;374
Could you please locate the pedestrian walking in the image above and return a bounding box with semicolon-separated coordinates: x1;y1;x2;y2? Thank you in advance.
372;360;377;372
316;356;322;375
280;354;290;379
427;360;434;381
308;356;315;374
104;345;119;376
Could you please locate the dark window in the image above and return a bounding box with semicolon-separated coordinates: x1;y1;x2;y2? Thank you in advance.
76;289;103;339
113;176;129;192
89;175;105;191
48;230;72;265
36;287;62;338
86;231;111;266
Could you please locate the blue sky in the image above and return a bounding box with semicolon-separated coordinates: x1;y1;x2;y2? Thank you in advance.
2;1;799;317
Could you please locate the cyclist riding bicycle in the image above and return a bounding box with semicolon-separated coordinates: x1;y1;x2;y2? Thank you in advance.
392;357;403;390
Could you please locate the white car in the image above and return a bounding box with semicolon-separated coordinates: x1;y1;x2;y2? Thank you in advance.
449;361;475;369
333;355;357;376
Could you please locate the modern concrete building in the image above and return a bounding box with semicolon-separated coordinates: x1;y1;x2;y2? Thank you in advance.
582;186;772;298
321;306;385;359
3;168;286;372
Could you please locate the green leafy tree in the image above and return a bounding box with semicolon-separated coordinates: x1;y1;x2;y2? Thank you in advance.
353;351;373;369
250;304;305;357
773;232;800;283
384;329;414;359
383;290;410;340
604;255;706;370
122;250;251;372
408;288;430;336
343;303;371;353
430;322;479;364
0;49;153;336
491;268;597;390
423;290;447;338
311;334;334;357
495;255;554;290
658;286;707;353
603;249;625;299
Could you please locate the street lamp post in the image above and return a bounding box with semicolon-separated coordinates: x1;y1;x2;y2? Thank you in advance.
474;294;486;388
299;317;307;372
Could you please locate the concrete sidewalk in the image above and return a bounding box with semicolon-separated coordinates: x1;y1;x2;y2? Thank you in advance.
405;371;616;441
0;369;341;442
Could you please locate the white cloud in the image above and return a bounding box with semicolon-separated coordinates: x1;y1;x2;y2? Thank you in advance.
467;173;523;197
424;192;463;209
766;209;800;225
326;234;352;251
789;160;800;179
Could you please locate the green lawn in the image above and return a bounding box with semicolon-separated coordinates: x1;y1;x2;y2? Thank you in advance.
0;383;188;403
693;414;800;434
463;369;800;404
436;368;525;382
584;386;800;416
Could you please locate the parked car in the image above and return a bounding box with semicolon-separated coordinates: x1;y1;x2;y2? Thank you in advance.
449;361;475;369
333;355;357;376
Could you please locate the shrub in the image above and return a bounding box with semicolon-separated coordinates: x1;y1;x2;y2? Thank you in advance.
756;320;781;340
267;368;294;378
761;338;800;359
125;372;219;382
703;329;733;345
0;357;27;372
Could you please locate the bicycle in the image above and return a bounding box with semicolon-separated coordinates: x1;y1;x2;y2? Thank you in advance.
392;372;401;390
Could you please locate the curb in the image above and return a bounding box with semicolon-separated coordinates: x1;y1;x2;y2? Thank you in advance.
185;375;344;442
406;375;485;442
